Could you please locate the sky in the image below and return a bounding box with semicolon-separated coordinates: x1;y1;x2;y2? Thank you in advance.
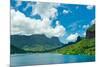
11;0;95;44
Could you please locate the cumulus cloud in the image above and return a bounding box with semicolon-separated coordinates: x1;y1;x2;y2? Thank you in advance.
31;2;60;19
86;5;94;10
66;33;79;42
11;9;65;38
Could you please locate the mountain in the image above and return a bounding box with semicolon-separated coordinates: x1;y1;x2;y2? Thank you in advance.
11;24;95;55
86;24;95;38
10;45;26;54
11;34;63;52
53;24;95;55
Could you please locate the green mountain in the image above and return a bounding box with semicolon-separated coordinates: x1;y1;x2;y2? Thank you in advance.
11;24;95;55
87;24;95;32
11;34;63;52
53;38;95;55
86;24;95;38
10;45;26;54
52;24;95;55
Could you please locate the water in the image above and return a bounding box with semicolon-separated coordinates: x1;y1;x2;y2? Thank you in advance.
10;53;95;66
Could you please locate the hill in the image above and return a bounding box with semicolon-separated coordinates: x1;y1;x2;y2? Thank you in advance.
10;24;95;55
10;45;26;54
52;24;95;55
11;34;63;52
86;24;95;38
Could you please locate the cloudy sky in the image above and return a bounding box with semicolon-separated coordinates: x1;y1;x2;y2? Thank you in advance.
11;0;95;44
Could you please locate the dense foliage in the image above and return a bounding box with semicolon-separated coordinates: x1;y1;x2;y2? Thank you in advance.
11;24;95;55
52;38;95;55
52;24;95;55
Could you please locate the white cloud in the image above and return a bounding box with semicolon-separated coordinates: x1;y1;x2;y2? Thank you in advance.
91;19;95;25
63;9;69;14
66;33;78;42
83;24;89;29
31;2;60;19
86;5;94;10
11;2;66;38
11;9;65;38
83;32;86;37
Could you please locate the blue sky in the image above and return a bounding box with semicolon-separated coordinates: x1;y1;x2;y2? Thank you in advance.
11;0;95;44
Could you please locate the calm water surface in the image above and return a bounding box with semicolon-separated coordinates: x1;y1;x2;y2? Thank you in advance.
10;53;95;66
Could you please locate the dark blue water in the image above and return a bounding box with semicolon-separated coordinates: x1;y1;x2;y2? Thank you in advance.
10;53;95;66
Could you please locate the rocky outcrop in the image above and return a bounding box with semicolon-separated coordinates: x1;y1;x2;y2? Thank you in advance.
86;24;95;38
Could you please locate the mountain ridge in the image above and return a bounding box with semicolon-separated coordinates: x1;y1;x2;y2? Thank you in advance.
11;34;64;52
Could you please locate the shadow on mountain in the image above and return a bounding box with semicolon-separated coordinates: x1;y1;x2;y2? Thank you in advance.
11;24;95;55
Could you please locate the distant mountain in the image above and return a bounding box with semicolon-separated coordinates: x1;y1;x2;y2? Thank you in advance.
10;45;26;54
11;34;63;52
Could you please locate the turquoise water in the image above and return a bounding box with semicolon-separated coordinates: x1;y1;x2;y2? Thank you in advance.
10;53;95;66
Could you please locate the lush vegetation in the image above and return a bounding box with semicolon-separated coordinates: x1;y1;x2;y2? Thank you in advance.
11;45;27;54
11;35;63;52
52;38;95;55
87;24;95;32
11;24;95;55
52;24;95;55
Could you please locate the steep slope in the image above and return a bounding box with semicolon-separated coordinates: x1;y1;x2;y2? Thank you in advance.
86;24;95;38
53;38;95;55
11;34;63;52
10;45;26;54
53;24;95;55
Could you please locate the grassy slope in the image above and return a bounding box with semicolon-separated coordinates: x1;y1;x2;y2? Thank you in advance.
11;24;95;55
52;24;95;55
52;38;95;55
